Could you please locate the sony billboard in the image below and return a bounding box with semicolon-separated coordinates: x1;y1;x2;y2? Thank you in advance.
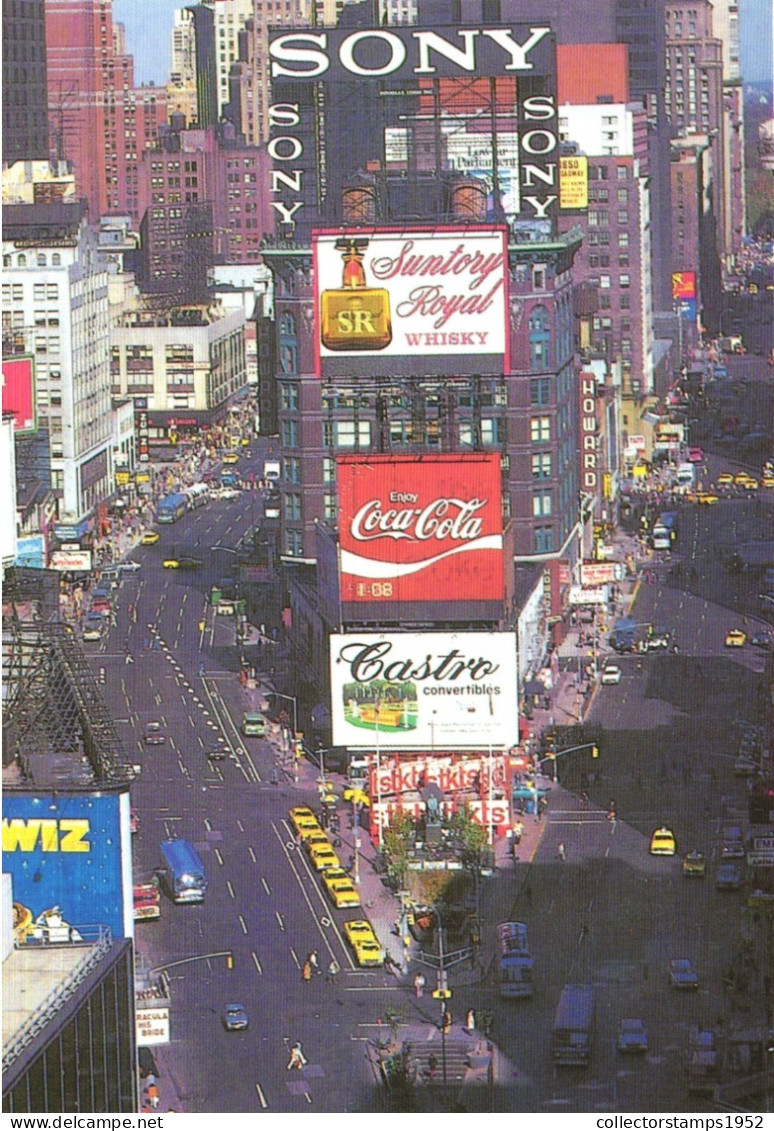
330;631;518;750
314;227;509;377
269;26;555;82
268;24;559;232
337;453;504;619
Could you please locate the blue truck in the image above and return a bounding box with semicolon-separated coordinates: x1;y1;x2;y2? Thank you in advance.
160;839;207;903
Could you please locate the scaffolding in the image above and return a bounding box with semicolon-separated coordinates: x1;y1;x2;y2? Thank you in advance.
2;618;135;791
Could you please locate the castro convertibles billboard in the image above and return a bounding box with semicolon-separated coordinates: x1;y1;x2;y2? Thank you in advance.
2;792;133;941
330;631;518;750
338;453;504;618
313;226;508;377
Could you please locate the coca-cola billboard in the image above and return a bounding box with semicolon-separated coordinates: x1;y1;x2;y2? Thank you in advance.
338;454;504;609
313;227;508;378
329;631;518;750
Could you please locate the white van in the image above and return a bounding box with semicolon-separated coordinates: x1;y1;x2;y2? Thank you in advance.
676;462;696;488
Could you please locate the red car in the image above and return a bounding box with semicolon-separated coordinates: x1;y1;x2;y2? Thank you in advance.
687;447;704;463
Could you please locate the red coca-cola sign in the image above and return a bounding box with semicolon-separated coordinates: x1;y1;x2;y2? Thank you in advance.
338;454;504;604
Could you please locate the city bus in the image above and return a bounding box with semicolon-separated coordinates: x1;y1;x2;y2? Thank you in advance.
184;483;210;510
497;922;534;998
551;984;594;1066
160;839;207;903
156;492;190;523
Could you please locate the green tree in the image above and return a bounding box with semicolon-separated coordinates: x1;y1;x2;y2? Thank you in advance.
382;810;416;890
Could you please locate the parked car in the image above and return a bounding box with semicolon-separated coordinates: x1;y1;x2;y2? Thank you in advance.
617;1018;649;1053
669;958;699;989
715;861;745;890
82;614;105;641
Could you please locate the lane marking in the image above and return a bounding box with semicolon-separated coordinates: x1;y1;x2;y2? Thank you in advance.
275;910;285;932
260;874;270;892
247;846;256;864
238;914;248;935
254;1083;268;1109
252;952;263;974
226;880;235;899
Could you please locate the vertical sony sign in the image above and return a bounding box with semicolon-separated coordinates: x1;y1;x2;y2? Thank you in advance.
579;373;599;493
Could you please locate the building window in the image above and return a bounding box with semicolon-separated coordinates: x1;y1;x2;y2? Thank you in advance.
284;492;302;521
530;377;551;406
286;456;300;484
280;419;298;447
280;382;298;411
285;529;303;557
531;452;552;479
528;305;551;371
530;416;550;443
533;490;553;517
534;525;555;553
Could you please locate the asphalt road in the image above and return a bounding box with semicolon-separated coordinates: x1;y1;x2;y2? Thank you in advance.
84;449;772;1112
89;467;402;1112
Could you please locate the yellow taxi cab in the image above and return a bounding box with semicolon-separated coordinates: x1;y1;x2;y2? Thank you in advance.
222;453;239;465
141;530;160;545
716;472;734;486
650;827;676;856
321;868;361;909
343;919;385;967
309;842;340;872
288;807;321;839
741;476;759;490
725;628;747;647
695;492;719;505
734;471;752;486
761;476;774;489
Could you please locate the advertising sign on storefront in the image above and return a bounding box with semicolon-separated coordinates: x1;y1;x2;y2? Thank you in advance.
338;453;504;610
50;549;93;572
313;227;508;377
580;561;623;586
330;631;518;749
136;1008;171;1046
2;792;132;940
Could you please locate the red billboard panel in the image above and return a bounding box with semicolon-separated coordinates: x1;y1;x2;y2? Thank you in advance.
2;356;37;434
671;271;696;300
338;453;504;606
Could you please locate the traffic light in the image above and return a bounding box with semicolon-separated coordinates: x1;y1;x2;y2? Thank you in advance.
591;745;599;759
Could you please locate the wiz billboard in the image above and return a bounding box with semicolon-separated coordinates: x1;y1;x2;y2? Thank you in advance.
330;631;518;749
313;227;508;377
338;453;504;608
2;792;133;940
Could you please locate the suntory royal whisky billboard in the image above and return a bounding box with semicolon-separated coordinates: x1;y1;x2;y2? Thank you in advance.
313;226;509;378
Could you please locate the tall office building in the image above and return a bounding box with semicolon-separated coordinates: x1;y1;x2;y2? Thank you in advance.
2;201;113;521
700;0;746;260
46;0;166;224
2;0;49;163
168;8;200;125
223;0;360;144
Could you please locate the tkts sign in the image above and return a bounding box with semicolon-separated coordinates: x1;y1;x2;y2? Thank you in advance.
338;454;504;605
